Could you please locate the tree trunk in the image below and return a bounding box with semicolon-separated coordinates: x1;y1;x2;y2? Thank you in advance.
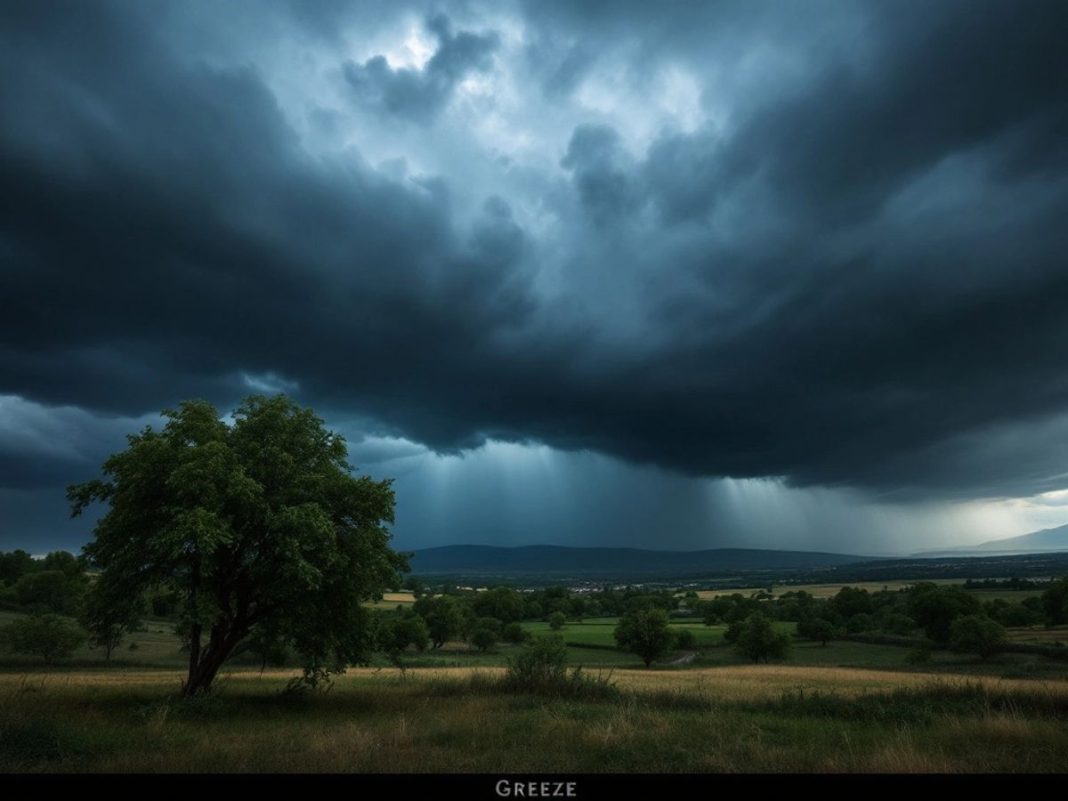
182;624;247;696
184;629;201;693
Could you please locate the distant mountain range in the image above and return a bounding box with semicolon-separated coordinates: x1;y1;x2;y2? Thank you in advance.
407;544;872;578
912;522;1068;558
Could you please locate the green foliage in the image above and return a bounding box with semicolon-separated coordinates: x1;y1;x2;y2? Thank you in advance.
949;614;1006;660
67;394;406;695
673;628;696;650
504;633;567;686
908;583;982;644
471;587;525;623
375;612;430;670
830;586;872;618
470;625;499;653
984;599;1042;628
501;634;619;700
548;611;566;631
1;614;86;663
724;618;744;644
14;570;87;616
502;622;529;644
39;551;84;577
412;595;465;649
700;601;721;626
82;584;142;660
878;612;917;636
733;613;792;663
245;620;290;671
0;549;35;586
905;641;934;665
797;616;839;646
614;608;674;667
1042;578;1068;626
845;612;876;633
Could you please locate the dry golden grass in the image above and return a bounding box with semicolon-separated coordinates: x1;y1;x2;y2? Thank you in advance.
7;662;1067;704
381;592;416;604
4;663;1068;772
607;665;1068;703
1006;626;1068;645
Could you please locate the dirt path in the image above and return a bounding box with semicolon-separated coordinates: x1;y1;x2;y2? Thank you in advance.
663;650;697;666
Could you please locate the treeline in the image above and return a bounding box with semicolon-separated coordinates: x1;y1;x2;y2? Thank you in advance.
694;581;1068;660
0;549;88;615
365;584;690;669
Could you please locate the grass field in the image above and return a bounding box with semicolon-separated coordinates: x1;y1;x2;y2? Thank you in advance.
3;666;1068;772
5;604;1068;772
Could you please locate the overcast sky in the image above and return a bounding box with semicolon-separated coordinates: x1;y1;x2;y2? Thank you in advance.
2;1;1068;556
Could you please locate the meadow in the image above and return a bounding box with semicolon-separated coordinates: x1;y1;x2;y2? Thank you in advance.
3;665;1068;772
4;580;1068;773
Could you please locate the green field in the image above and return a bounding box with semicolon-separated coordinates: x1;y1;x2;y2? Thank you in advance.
5;603;1068;772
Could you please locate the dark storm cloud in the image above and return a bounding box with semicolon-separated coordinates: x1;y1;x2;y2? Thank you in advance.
343;14;499;124
561;125;642;226
2;0;1068;517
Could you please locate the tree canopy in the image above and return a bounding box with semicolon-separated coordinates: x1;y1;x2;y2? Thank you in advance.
68;395;407;694
733;613;792;663
614;607;674;667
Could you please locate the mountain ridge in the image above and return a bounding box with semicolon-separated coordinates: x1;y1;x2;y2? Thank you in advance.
912;522;1068;557
407;543;877;576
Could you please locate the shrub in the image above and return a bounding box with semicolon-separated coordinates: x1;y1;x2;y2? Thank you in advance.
470;626;499;653
797;616;838;646
905;641;933;665
548;611;566;631
949;614;1006;660
502;635;618;700
502;622;529;644
674;628;696;650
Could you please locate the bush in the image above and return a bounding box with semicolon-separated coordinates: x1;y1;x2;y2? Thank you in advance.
905;641;933;665
949;614;1006;660
502;622;529;644
879;612;917;636
502;635;618;700
674;628;696;650
797;616;838;646
505;634;568;686
1;614;86;663
548;611;566;631
470;626;499;653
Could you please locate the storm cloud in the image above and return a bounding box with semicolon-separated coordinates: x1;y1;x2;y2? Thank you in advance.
2;0;1068;551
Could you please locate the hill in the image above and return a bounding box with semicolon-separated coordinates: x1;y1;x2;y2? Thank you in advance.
407;544;870;580
914;523;1068;558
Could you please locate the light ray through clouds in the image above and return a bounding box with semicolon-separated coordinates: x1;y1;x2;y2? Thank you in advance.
1;1;1067;553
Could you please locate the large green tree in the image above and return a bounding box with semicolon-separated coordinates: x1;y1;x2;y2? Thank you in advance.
908;583;981;644
412;595;465;649
949;614;1006;660
68;395;407;695
733;613;792;663
614;608;674;667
